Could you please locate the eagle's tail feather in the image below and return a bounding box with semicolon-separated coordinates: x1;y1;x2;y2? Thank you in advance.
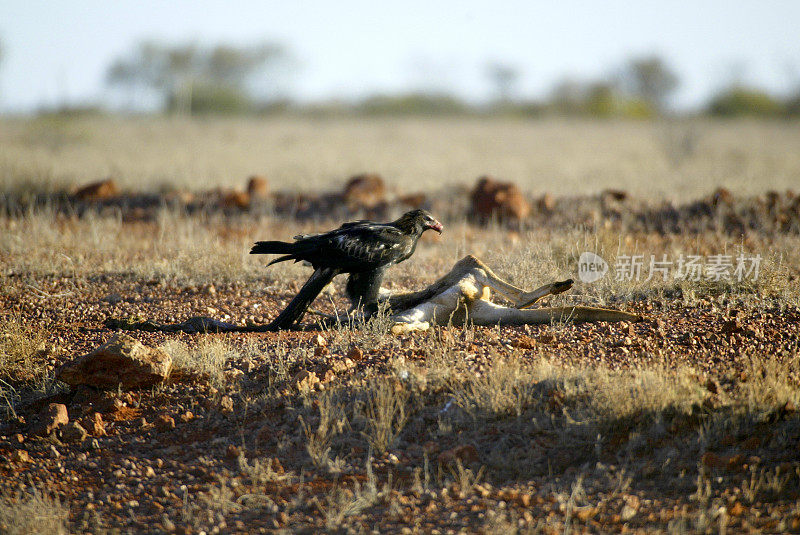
250;240;296;255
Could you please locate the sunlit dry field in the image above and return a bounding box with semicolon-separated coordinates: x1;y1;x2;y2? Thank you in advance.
1;117;800;534
3;116;800;198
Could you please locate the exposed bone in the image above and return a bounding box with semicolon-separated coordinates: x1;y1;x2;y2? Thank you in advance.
385;256;640;334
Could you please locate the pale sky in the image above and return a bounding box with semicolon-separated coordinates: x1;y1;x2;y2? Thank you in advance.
1;1;799;112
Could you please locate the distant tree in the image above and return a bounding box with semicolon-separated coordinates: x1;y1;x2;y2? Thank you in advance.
0;38;4;101
486;62;520;103
707;87;784;117
548;77;588;115
786;90;800;117
619;55;679;114
106;40;288;114
358;92;468;116
547;77;652;118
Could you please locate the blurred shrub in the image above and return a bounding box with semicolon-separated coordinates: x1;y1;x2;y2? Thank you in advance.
785;91;800;118
170;84;252;115
707;87;785;117
358;92;469;116
550;81;654;119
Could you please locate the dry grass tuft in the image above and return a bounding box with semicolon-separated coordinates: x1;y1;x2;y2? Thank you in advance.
0;316;48;381
161;338;242;387
0;487;69;535
361;379;410;455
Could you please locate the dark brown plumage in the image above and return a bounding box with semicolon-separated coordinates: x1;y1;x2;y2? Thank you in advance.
251;209;443;328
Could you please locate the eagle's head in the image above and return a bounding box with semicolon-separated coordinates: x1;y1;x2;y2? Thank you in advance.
395;209;443;235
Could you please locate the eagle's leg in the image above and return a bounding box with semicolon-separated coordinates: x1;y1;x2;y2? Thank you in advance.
258;267;340;331
345;268;387;318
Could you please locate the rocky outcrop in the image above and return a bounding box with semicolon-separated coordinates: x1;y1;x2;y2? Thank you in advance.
56;334;172;390
247;175;270;200
470;176;531;223
73;178;119;201
342;174;386;210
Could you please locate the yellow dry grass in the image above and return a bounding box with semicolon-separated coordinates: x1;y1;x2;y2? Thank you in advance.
2;116;799;200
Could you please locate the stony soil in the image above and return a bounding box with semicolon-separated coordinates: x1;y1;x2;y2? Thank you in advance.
2;263;800;533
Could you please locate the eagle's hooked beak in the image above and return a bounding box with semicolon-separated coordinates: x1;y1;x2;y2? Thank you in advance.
428;219;444;234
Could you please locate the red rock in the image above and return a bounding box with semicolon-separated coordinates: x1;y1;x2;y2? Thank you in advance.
537;193;556;213
712;187;734;206
438;444;479;466
56;334;172;390
342;174;386;209
221;190;250;209
34;403;68;436
246;175;269;199
155;414;175;432
512;336;536;349
347;347;364;361
73;178;119;201
538;333;556;344
470;176;531;223
82;412;106;436
398;193;427;208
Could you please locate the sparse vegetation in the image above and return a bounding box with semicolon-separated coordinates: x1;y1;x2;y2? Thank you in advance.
0;486;69;535
1;116;799;532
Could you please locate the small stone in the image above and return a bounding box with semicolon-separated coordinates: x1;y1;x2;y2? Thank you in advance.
314;334;327;347
721;319;743;335
346;347;364;361
11;450;30;463
332;358;356;373
621;504;637;521
144;466;156;478
220;395;234;413
82;412;106;436
511;336;536;350
35;403;69;436
537;333;556;344
155;414;175;432
292;370;320;391
60;422;88;443
162;515;176;532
